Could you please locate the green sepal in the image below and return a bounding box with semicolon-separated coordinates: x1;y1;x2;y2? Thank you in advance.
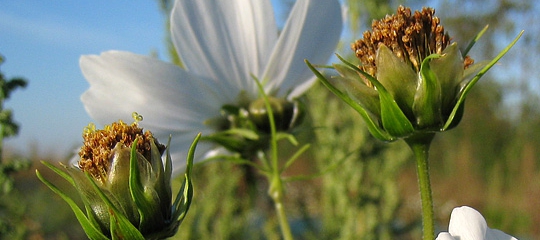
128;139;163;234
376;45;417;118
172;133;199;224
151;138;172;220
202;128;259;152
443;30;523;130
337;54;415;138
429;44;464;112
414;53;443;129
305;59;394;141
36;168;109;240
108;208;145;240
333;63;381;118
84;171;145;240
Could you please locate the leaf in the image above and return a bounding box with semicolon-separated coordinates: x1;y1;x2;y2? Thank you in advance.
281;144;310;174
172;133;199;224
36;169;109;240
40;161;76;187
443;30;523;130
462;25;489;57
305;59;394;141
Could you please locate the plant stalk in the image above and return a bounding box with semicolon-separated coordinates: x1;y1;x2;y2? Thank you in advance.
269;175;293;240
406;133;435;240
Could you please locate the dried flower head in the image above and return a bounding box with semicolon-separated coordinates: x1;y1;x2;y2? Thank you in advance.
36;113;198;239
306;5;523;142
78;119;165;183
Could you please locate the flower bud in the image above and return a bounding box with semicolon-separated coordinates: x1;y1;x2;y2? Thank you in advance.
37;114;197;239
248;97;304;133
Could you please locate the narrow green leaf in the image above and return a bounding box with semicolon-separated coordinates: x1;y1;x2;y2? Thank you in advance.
281;144;310;174
443;30;523;130
40;161;76;187
36;170;109;240
305;59;394;141
462;25;489;57
172;133;199;223
275;132;298;146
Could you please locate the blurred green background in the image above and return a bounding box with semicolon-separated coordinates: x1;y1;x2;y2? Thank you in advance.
1;0;539;239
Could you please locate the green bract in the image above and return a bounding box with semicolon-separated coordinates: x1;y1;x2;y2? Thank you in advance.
36;120;198;240
307;25;522;142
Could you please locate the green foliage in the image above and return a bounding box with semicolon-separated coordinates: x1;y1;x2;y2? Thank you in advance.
0;54;29;239
306;83;412;239
0;55;27;142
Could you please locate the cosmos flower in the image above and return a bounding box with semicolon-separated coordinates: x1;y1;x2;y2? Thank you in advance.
80;0;342;175
307;6;521;142
436;206;517;240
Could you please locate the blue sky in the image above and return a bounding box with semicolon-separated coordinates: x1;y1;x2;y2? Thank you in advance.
0;0;293;158
0;1;171;157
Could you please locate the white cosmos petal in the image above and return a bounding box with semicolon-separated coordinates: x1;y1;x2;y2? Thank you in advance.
262;0;342;99
171;0;277;102
80;51;221;172
439;206;518;240
448;206;488;239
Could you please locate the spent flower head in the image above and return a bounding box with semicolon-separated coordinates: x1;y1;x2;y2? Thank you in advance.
307;5;522;142
37;113;198;240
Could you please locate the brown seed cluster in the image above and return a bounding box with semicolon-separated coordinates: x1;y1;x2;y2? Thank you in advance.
78;121;165;182
352;6;473;80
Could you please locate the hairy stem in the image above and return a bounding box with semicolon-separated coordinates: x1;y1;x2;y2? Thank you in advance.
406;133;435;240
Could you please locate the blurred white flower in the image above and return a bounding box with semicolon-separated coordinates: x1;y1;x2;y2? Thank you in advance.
436;206;517;240
79;0;342;176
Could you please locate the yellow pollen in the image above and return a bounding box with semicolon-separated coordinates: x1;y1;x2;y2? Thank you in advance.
77;114;164;182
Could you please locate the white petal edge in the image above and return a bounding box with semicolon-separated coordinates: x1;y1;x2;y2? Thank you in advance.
436;232;456;240
170;0;278;102
262;0;343;99
448;206;489;239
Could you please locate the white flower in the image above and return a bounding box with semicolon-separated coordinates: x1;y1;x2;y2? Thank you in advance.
79;0;342;176
436;206;518;240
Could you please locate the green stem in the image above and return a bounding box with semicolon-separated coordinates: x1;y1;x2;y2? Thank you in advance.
405;133;435;240
269;175;294;240
252;77;294;240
